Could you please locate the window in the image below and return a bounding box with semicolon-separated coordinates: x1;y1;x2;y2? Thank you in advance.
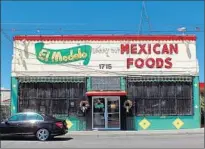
143;82;161;115
91;77;121;91
8;115;18;121
9;114;26;121
26;114;44;121
52;99;68;114
18;81;86;116
156;83;175;115
176;83;192;115
127;79;193;116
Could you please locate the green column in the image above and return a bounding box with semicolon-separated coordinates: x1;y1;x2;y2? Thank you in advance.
120;77;126;91
193;76;200;127
11;77;18;115
87;77;91;91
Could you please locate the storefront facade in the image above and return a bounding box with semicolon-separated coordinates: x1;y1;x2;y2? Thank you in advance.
11;35;200;131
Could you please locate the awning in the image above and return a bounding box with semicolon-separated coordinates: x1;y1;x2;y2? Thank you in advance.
18;76;85;83
127;76;192;82
86;91;127;96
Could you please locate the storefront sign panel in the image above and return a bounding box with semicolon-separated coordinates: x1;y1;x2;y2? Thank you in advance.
13;41;198;76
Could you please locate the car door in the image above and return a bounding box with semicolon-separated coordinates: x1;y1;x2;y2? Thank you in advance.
6;114;26;135
22;113;44;134
14;113;31;135
0;120;11;134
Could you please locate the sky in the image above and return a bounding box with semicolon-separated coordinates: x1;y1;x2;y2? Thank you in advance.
1;1;204;89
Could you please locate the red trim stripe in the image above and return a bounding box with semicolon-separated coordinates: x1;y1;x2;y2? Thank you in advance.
86;91;127;96
13;35;196;41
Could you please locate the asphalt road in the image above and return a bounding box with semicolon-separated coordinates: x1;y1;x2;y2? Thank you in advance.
1;134;204;148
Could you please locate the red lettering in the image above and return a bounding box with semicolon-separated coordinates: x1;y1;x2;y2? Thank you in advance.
156;58;164;68
147;44;152;54
138;44;147;54
121;44;129;54
170;44;178;54
131;44;137;54
146;58;155;68
135;58;144;68
165;57;172;69
126;57;173;69
162;44;169;54
153;44;160;54
127;58;133;69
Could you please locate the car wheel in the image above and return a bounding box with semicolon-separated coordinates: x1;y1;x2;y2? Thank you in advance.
36;128;50;141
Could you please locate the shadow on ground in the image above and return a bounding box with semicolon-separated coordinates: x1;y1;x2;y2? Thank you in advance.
0;136;73;141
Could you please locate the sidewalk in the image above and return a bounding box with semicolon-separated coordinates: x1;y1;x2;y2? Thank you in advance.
66;128;204;137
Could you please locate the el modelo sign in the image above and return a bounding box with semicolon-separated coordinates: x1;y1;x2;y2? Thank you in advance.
35;42;179;69
35;42;92;65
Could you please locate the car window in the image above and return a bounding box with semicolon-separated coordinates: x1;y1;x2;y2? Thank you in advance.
8;115;18;121
8;114;26;121
36;115;44;120
26;114;44;121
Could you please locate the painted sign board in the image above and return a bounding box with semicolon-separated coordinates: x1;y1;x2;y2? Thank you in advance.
12;35;198;76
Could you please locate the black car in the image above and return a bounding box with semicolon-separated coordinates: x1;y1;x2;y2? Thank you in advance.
0;112;68;141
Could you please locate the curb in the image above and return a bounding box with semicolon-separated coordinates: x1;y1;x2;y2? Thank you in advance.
66;129;204;137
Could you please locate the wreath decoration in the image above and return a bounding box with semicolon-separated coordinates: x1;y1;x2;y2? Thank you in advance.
124;100;133;113
80;100;90;113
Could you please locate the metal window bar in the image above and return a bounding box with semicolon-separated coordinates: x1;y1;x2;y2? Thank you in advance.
91;76;121;91
18;79;86;117
127;76;193;116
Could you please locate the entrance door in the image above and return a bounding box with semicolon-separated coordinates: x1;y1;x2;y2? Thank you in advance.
92;96;120;130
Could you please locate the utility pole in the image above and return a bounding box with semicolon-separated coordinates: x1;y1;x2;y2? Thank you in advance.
138;1;152;35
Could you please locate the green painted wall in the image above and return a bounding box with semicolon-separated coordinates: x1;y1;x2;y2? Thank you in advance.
120;77;126;91
136;116;200;130
55;115;86;131
13;76;199;131
193;76;201;126
11;77;18;115
135;76;201;130
87;77;91;91
66;116;86;131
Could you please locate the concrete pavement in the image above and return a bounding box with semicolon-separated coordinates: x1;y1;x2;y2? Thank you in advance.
66;128;204;137
1;133;204;148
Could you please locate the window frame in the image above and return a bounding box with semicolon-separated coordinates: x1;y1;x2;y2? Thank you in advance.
18;81;86;116
127;80;193;116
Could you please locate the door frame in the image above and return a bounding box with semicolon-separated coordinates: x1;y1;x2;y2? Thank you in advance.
92;96;121;130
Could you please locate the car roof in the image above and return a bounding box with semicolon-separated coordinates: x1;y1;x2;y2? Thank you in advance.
14;112;54;118
15;112;41;115
9;112;59;121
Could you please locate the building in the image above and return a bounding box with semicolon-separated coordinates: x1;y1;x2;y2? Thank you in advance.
1;88;11;119
199;82;204;127
1;87;10;106
11;35;200;131
200;83;204;96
